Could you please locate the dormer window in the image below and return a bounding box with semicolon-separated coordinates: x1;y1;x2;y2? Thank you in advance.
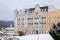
29;10;32;13
43;9;45;12
41;9;42;11
45;9;47;12
41;9;43;12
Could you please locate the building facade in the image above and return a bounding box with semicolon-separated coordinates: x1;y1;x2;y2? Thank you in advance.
14;5;56;36
47;10;60;30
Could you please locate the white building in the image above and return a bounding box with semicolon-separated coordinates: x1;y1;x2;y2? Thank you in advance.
14;5;56;36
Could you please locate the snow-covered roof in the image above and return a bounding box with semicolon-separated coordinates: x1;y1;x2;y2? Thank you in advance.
5;27;14;30
15;34;54;40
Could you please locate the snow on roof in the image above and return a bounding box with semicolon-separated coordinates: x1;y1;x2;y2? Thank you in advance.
15;34;54;40
39;34;54;40
5;27;14;30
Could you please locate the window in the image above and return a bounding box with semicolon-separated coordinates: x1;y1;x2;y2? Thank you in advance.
40;21;46;24
22;18;24;20
28;23;33;25
27;18;33;20
18;22;20;25
22;23;24;25
41;9;43;12
29;10;32;13
42;26;46;30
34;16;39;19
30;31;32;34
17;17;20;21
41;9;45;12
42;31;43;34
35;22;38;24
45;9;47;12
41;16;46;19
17;25;19;28
24;26;26;29
41;9;42;11
43;9;45;12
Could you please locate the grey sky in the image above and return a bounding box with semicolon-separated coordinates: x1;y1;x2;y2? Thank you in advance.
0;0;60;21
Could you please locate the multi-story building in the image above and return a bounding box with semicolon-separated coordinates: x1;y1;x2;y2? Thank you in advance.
47;10;60;30
14;5;56;36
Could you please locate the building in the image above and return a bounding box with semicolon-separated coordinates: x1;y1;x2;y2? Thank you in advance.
0;25;14;36
47;10;60;31
4;25;14;36
14;5;56;36
4;27;14;36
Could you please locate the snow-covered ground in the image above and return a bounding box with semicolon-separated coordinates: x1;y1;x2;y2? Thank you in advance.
15;34;54;40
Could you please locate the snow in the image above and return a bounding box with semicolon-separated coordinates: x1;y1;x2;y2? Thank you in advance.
5;27;14;30
15;34;54;40
39;34;54;40
0;31;3;33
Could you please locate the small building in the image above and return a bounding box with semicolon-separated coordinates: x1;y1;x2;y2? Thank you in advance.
4;25;14;36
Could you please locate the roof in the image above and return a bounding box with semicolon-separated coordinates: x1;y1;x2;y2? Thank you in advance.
5;27;14;30
29;6;48;11
48;10;60;16
48;10;60;13
25;6;48;13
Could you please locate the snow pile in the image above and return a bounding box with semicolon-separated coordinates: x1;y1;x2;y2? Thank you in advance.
39;34;54;40
15;34;54;40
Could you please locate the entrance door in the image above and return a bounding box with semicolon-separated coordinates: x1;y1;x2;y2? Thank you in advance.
19;31;24;36
36;30;38;34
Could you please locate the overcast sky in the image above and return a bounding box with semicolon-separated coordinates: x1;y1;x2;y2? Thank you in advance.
0;0;60;21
